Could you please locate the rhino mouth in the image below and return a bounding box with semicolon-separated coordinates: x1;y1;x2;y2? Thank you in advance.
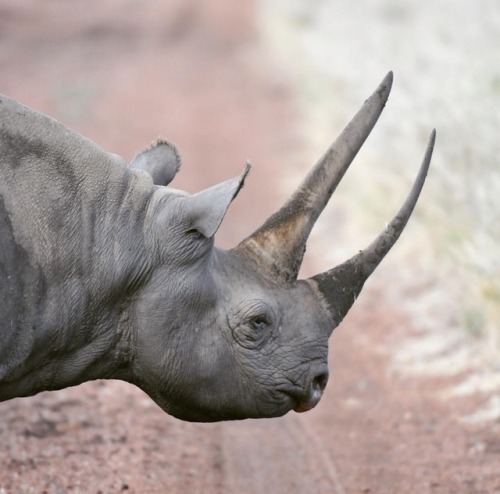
292;383;324;413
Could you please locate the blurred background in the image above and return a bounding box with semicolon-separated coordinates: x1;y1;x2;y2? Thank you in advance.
260;0;500;377
0;0;499;492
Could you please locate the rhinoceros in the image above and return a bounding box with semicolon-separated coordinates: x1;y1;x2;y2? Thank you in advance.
0;72;435;422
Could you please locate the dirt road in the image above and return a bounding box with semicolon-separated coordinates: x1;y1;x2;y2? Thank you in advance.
0;1;498;492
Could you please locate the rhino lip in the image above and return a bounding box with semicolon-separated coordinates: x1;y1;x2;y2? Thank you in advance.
292;382;324;413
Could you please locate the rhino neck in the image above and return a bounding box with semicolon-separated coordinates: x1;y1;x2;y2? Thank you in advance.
0;165;153;399
0;101;155;398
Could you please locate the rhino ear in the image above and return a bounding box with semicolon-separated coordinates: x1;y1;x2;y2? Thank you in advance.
131;139;181;186
183;164;250;238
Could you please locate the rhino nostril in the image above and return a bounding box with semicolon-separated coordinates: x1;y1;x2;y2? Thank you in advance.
312;371;329;392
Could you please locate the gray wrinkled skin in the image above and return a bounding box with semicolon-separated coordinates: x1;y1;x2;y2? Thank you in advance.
0;74;433;422
133;250;330;421
0;95;330;422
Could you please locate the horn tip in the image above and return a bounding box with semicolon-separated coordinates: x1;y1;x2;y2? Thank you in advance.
380;71;394;97
369;72;393;109
423;129;437;168
242;161;251;178
430;128;437;143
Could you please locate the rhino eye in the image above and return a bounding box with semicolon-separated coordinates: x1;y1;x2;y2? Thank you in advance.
229;302;276;350
250;316;268;331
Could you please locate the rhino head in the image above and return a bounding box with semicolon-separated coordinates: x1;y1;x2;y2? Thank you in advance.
126;72;435;421
0;73;434;423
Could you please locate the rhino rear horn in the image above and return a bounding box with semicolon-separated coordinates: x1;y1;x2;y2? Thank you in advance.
306;130;435;332
234;72;394;283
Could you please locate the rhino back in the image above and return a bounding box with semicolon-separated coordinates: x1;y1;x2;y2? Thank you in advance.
0;95;124;260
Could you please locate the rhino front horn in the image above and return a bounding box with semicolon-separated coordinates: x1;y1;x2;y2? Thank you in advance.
234;72;395;284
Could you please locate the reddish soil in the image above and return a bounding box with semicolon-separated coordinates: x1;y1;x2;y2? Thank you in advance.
0;1;499;493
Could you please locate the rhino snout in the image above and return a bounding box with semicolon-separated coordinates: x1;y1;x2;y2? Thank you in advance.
280;366;329;414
